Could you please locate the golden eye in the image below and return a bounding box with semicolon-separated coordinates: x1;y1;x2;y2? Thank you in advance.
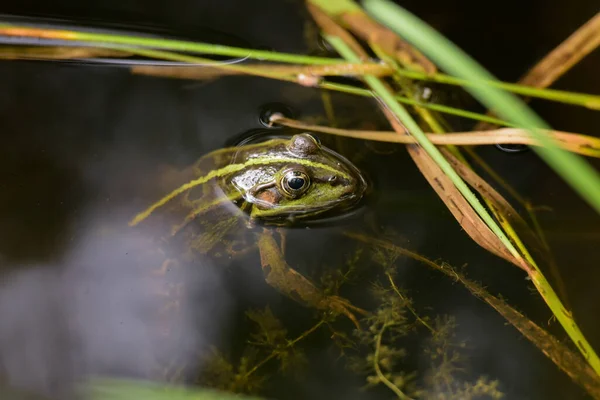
280;169;311;198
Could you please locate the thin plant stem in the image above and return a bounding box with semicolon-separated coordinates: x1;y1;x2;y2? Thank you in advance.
120;46;515;128
325;34;524;262
386;272;435;333
269;115;600;158
312;81;515;127
364;0;600;216
0;23;345;65
374;323;414;400
123;44;517;128
369;41;572;307
392;66;600;110
39;39;513;128
243;320;325;380
102;46;302;82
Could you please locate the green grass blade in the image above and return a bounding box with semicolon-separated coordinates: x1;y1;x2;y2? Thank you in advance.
362;0;600;376
392;67;600;110
363;0;600;216
319;82;515;127
325;35;522;260
0;22;342;65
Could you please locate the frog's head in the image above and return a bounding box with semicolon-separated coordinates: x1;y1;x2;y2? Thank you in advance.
229;133;367;225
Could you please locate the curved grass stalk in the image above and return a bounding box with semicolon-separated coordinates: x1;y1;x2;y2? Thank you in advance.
0;45;393;77
319;82;515;127
365;41;572;308
380;35;574;311
373;323;414;400
59;41;517;128
94;44;515;128
0;28;518;127
326;34;525;262
368;35;565;311
2;22;596;110
363;0;600;376
20;38;513;128
392;67;600;110
364;0;600;216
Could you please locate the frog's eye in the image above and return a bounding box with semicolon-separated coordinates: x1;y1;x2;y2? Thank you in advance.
279;168;311;198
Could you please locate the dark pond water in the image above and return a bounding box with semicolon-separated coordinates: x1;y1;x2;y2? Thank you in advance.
0;0;598;399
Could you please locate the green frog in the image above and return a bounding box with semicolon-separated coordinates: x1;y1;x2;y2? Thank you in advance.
129;132;368;329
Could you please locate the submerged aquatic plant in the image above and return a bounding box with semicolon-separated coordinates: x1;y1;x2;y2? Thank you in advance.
348;279;504;399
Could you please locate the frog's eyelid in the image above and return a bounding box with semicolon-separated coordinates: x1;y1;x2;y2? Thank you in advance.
304;132;321;146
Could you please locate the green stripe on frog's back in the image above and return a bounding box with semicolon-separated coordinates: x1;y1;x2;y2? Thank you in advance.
129;138;285;226
130;156;353;226
237;156;353;178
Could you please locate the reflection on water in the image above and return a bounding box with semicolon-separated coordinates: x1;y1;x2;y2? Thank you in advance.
0;207;233;398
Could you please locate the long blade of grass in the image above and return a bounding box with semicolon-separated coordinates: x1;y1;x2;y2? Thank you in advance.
325;34;526;264
363;0;600;375
309;1;532;272
308;0;437;74
363;0;600;216
0;43;516;128
0;26;517;127
0;22;342;65
392;67;600;110
3;21;597;108
310;1;517;255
